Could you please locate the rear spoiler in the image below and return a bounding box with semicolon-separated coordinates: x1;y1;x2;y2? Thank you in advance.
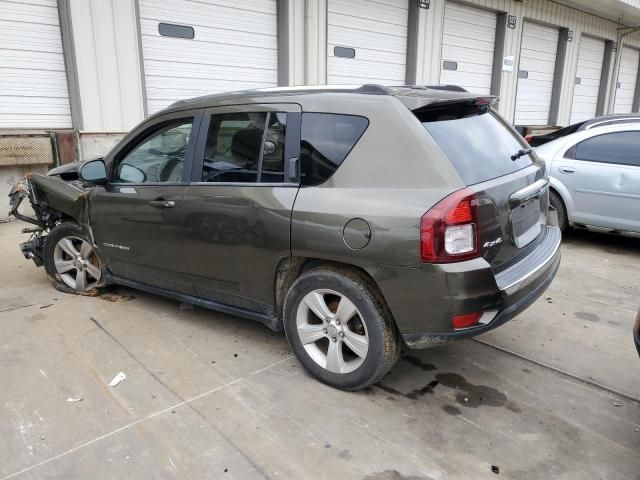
397;93;498;111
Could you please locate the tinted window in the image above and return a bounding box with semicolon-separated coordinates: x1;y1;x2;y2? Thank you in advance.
114;119;193;183
300;113;368;186
200;112;286;183
419;105;531;185
572;131;640;166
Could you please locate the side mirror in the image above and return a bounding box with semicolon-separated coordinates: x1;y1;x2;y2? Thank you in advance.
79;158;108;185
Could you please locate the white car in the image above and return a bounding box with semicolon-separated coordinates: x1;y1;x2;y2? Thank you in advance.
535;123;640;235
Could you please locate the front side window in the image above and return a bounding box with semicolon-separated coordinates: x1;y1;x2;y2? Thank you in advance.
300;113;369;186
200;112;286;183
570;131;640;166
114;119;193;183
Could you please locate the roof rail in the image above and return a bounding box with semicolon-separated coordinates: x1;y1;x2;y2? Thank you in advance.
355;84;393;94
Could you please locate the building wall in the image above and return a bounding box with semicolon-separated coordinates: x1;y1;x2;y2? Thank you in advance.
412;0;640;125
67;0;145;132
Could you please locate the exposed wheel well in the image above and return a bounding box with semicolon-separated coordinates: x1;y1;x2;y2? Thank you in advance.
273;257;391;325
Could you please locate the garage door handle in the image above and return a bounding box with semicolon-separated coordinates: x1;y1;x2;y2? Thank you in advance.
559;167;576;174
149;200;176;208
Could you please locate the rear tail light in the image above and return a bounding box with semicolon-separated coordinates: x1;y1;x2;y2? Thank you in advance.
420;188;479;263
452;311;483;330
524;134;533;144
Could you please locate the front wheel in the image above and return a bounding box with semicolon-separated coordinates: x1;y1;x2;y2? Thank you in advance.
283;267;400;391
43;222;104;293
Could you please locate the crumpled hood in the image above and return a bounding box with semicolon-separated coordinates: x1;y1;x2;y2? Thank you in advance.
47;161;86;177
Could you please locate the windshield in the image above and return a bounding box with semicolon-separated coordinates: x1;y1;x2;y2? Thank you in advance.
418;106;533;185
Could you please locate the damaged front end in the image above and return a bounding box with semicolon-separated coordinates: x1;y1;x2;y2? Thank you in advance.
8;173;91;267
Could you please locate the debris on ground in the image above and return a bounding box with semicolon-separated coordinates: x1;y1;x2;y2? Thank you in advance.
491;465;500;474
66;397;83;403
612;402;623;407
545;296;552;303
108;372;127;387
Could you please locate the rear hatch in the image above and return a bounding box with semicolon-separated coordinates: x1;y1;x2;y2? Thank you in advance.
415;99;549;272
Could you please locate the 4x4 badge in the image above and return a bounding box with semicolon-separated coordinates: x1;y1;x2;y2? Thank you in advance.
483;238;503;248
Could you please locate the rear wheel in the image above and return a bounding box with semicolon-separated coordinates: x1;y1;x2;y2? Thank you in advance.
283;267;399;391
43;222;104;293
549;190;568;233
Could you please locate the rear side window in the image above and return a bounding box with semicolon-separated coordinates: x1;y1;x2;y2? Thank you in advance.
200;112;286;183
300;113;369;186
418;104;532;185
569;131;640;166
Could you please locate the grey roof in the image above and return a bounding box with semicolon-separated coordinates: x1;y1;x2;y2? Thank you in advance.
164;84;493;113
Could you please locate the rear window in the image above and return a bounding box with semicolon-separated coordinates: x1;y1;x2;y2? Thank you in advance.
418;103;532;185
300;113;369;186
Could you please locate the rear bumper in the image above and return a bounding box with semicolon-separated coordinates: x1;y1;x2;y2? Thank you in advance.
372;226;561;349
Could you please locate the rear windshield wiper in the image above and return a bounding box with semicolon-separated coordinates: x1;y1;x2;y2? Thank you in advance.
511;148;532;161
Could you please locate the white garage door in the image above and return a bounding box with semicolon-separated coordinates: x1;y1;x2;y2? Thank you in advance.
0;0;71;128
139;0;278;115
613;46;640;114
515;22;560;126
327;0;408;85
570;36;606;124
439;2;497;94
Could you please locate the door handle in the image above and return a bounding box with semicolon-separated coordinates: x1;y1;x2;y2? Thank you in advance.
559;167;576;174
149;200;176;208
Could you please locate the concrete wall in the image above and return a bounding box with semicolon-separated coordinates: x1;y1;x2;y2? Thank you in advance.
67;0;145;132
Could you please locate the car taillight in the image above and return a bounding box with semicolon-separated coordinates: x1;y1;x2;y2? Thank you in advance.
420;188;479;263
452;311;483;330
524;134;533;144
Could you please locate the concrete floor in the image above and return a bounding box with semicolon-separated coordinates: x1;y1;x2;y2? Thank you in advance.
0;220;638;480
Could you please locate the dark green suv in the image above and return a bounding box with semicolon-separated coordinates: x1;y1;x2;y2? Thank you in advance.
10;85;561;390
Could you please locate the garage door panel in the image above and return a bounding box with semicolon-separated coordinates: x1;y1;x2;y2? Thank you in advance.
328;25;407;54
440;71;492;90
327;0;407;85
442;17;495;40
0;0;71;128
440;60;494;76
144;62;277;86
139;19;273;50
570;35;605;124
139;5;276;36
445;2;495;22
328;0;407;27
327;58;406;81
515;22;560;125
441;33;495;53
0;20;64;53
1;68;69;98
140;0;278;114
328;45;406;66
328;16;407;39
0;0;60;26
142;42;277;70
613;46;640;113
140;0;275;17
439;2;496;95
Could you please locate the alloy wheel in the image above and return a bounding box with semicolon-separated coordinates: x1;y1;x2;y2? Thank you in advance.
53;236;101;291
295;289;369;374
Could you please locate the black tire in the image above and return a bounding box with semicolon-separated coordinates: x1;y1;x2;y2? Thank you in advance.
283;266;400;391
549;190;568;233
43;222;106;295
